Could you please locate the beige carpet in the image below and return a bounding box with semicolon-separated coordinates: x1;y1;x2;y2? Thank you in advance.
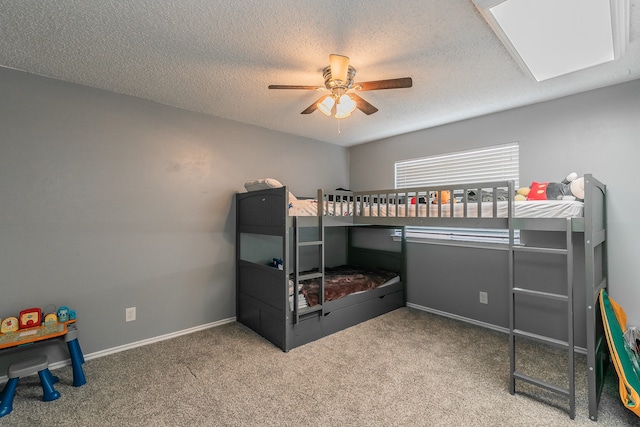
2;307;637;426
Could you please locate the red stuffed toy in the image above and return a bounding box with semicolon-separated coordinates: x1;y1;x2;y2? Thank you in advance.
526;173;585;201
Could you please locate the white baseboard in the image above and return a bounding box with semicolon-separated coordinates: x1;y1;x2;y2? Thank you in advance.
82;317;236;362
405;303;587;354
406;302;509;334
1;317;236;383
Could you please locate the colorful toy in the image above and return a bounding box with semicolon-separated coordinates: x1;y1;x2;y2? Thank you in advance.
0;305;76;335
44;313;58;325
18;308;42;329
432;190;454;204
1;317;19;333
515;187;530;201
521;173;585;202
57;306;70;322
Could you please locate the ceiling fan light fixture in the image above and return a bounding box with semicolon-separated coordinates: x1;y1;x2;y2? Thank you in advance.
329;54;350;83
334;107;351;119
337;94;357;115
317;96;335;116
334;94;357;119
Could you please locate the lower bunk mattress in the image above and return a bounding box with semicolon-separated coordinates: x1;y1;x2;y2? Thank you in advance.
291;265;400;309
238;263;404;351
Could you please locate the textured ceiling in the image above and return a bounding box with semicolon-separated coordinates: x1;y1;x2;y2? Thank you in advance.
0;0;638;147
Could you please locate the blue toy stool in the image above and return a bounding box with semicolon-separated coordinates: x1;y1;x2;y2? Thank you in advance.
0;354;60;418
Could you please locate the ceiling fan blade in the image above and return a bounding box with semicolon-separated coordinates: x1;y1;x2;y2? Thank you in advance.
357;77;413;91
268;85;322;90
301;95;329;114
350;94;378;115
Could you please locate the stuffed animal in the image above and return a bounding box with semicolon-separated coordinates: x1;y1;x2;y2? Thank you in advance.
515;187;530;201
524;173;585;201
431;190;455;204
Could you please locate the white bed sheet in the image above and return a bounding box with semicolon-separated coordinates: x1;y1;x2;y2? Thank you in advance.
289;199;355;216
289;199;584;218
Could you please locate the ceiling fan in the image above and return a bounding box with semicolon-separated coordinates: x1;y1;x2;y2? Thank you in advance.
268;54;412;119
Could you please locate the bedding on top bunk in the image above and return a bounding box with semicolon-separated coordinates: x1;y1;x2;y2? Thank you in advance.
290;199;355;216
241;178;585;218
290;198;584;218
358;199;584;218
291;265;400;307
243;178;355;216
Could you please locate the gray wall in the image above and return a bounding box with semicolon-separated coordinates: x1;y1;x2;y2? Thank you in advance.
349;79;640;328
1;65;638;368
0;68;348;365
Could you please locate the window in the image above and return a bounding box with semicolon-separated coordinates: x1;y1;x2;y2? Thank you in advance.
394;142;519;244
395;142;519;189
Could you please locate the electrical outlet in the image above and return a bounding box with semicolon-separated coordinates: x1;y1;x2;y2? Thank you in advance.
125;307;136;322
479;292;488;304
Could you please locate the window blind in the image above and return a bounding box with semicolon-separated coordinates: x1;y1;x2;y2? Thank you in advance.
394;142;520;244
395;142;519;189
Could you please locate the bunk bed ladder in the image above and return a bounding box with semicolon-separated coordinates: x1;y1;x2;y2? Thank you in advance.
293;215;325;324
509;217;575;419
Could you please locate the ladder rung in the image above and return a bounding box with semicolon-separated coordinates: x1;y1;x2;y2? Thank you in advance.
513;287;568;302
298;272;323;281
512;329;569;348
513;246;568;255
298;305;323;316
298;240;323;247
293;215;325;324
513;371;570;397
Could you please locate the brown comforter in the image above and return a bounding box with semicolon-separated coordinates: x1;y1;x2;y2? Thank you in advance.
298;265;399;307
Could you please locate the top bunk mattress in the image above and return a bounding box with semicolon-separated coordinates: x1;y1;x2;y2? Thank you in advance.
290;198;584;219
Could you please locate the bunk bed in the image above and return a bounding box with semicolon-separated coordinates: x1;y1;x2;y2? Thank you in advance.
235;175;607;421
236;185;405;353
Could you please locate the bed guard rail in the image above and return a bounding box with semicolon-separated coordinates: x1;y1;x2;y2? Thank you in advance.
321;181;516;227
317;189;357;217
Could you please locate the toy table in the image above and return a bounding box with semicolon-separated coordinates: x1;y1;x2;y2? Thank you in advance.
0;321;86;387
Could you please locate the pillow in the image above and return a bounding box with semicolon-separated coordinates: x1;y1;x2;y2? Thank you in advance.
244;178;283;191
244;178;297;201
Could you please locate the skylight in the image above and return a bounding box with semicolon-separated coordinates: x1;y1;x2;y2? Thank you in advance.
473;0;629;82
